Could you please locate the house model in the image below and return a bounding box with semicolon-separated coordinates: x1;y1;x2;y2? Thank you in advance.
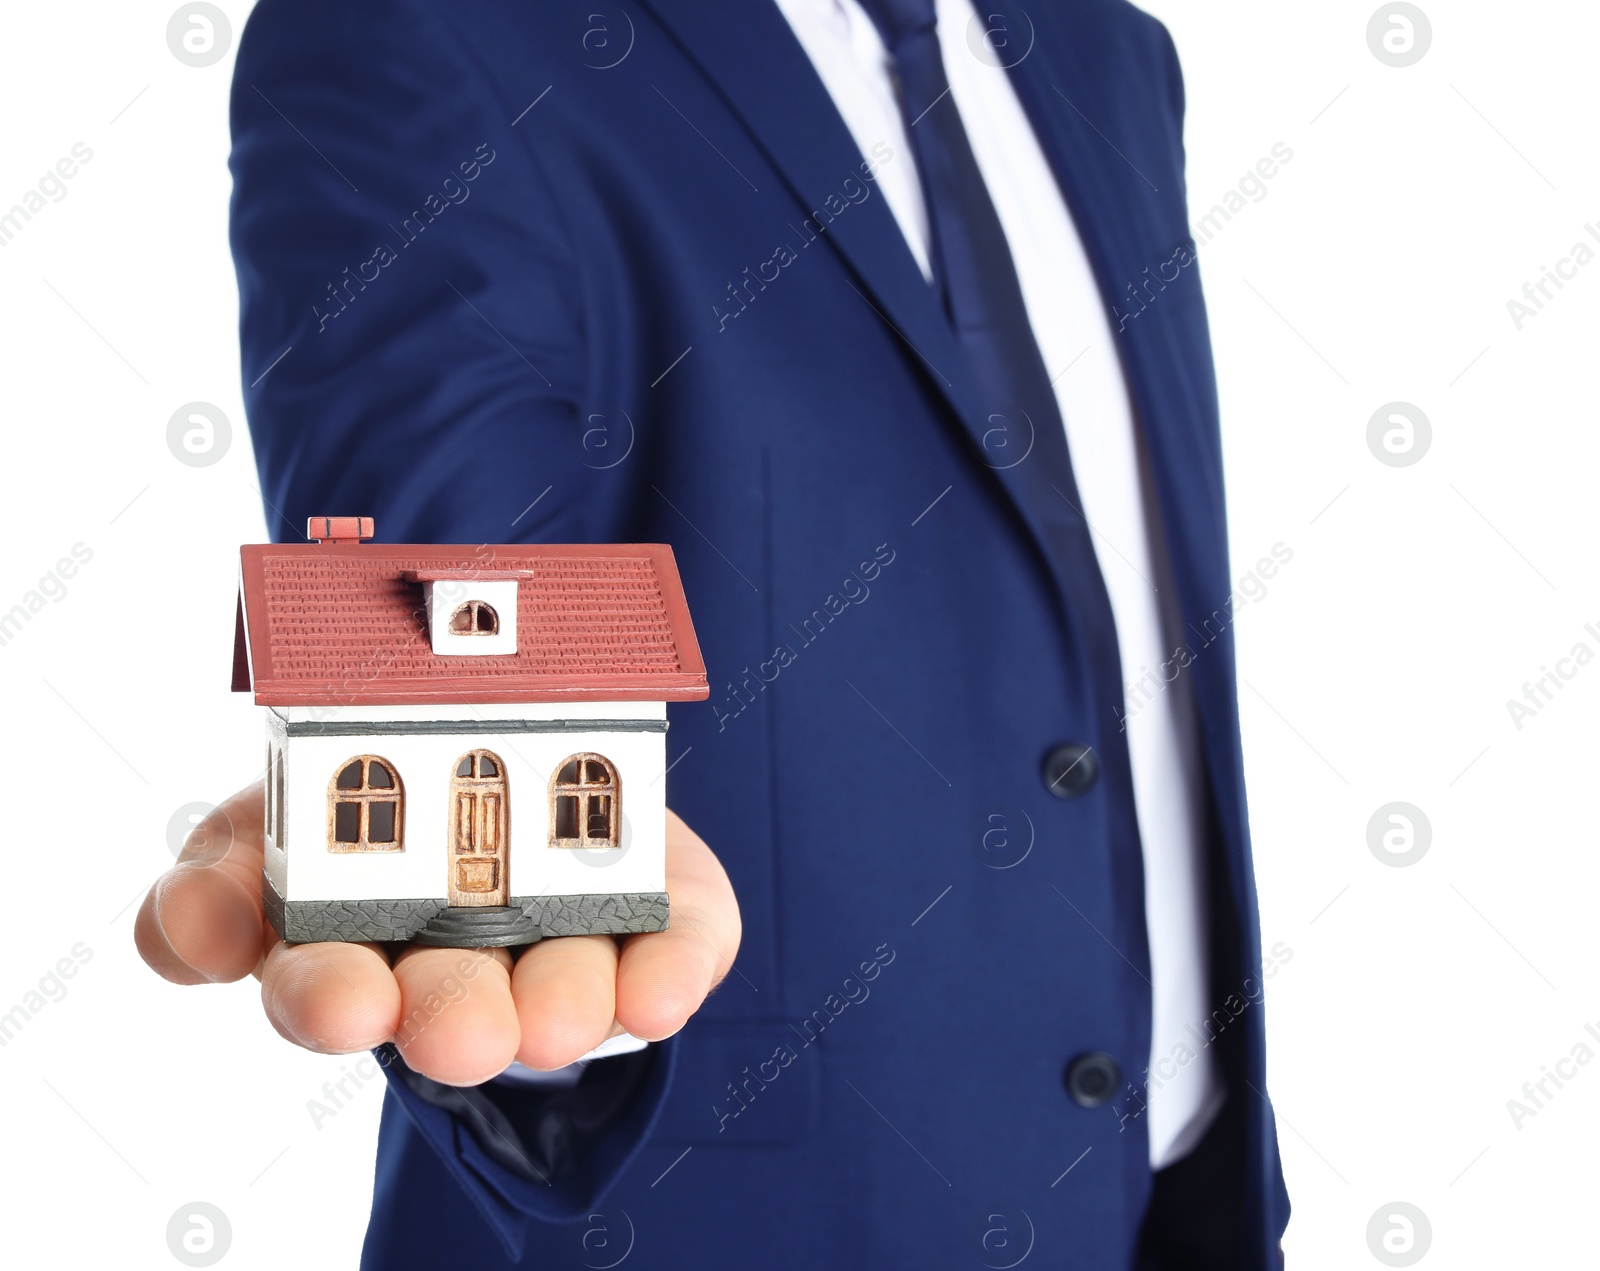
232;517;708;948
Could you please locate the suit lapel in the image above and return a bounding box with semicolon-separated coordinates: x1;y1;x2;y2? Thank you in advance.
637;0;989;415
639;0;1098;548
1002;9;1224;520
1001;6;1231;582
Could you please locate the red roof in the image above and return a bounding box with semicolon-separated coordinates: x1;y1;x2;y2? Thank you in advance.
234;542;709;706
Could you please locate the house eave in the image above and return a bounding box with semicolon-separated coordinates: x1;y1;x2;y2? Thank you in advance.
266;699;671;724
250;676;708;708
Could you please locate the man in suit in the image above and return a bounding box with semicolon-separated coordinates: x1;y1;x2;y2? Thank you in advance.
137;0;1290;1265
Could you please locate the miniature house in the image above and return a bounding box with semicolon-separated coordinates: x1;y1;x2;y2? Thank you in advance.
233;517;708;947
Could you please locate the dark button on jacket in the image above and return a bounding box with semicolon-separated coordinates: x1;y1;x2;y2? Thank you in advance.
1065;1051;1122;1108
1042;742;1099;798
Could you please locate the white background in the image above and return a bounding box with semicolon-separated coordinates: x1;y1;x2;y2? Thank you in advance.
0;1;1593;1267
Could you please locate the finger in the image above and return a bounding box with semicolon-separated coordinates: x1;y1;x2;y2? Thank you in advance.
615;809;741;1041
509;935;619;1070
135;783;269;985
390;946;519;1086
261;941;401;1053
614;900;725;1041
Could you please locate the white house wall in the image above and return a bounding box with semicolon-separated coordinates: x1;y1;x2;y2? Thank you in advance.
280;726;667;903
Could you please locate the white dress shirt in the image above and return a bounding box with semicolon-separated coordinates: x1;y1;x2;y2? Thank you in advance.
775;0;1225;1169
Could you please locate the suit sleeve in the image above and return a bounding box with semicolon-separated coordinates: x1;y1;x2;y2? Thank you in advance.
229;0;626;546
369;1040;678;1258
229;0;671;1251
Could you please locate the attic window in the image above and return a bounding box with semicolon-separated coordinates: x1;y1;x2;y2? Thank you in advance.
416;577;518;656
449;601;499;635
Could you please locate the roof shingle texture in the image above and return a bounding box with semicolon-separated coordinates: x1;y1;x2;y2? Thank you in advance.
235;543;708;706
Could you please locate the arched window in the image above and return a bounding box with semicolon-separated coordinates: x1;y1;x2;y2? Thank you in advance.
328;756;404;852
549;753;619;848
449;601;499;635
264;741;275;841
265;741;287;848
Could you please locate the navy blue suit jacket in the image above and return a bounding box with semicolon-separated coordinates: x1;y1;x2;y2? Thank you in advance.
229;0;1290;1265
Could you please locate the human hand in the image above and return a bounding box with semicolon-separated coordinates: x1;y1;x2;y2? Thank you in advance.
136;781;740;1084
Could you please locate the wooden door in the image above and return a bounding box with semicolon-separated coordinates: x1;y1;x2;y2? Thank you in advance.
448;750;509;907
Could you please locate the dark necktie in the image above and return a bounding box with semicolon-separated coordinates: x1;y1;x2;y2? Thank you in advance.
856;0;1066;448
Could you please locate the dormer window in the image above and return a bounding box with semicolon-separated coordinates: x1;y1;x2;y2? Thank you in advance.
403;571;520;656
450;601;499;635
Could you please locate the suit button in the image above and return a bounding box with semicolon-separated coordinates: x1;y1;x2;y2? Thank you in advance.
1065;1051;1121;1108
1042;743;1098;798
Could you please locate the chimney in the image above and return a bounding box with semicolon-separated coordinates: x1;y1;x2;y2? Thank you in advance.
307;516;375;545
